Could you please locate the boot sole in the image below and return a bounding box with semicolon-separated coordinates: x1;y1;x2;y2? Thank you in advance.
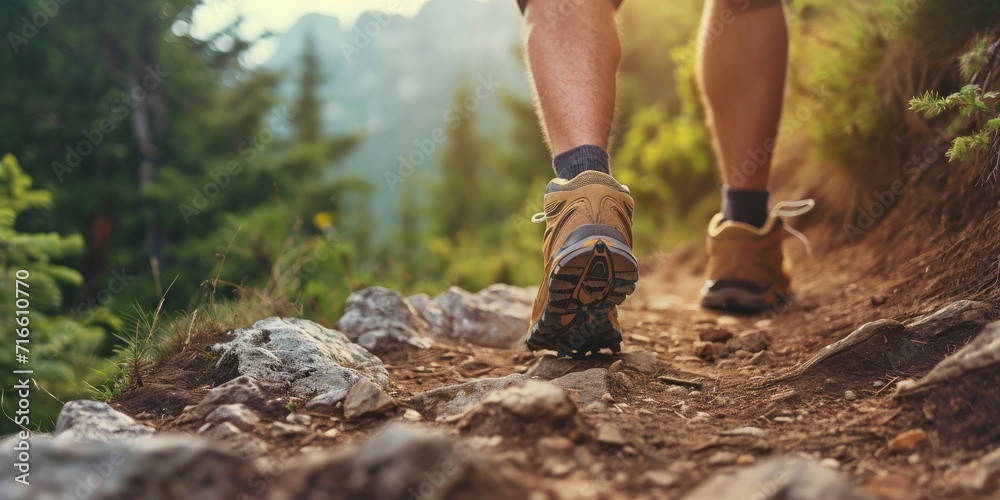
699;284;788;313
527;229;639;358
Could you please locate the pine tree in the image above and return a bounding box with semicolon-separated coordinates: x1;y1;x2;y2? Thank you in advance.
0;154;112;434
436;84;484;240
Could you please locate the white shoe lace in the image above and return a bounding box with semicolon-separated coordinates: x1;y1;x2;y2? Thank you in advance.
771;199;816;254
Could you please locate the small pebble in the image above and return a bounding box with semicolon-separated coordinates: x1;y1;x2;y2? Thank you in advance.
844;390;858;401
707;451;739;465
644;470;679;487
286;413;311;425
888;429;927;453
873;381;885;388
820;458;840;469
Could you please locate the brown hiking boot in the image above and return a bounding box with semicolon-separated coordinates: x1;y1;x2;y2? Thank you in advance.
526;171;639;358
699;199;814;312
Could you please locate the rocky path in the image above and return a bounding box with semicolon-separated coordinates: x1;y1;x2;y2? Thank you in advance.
5;245;1000;499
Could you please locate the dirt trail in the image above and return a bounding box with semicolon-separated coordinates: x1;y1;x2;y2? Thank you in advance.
375;231;999;499
103;209;1000;499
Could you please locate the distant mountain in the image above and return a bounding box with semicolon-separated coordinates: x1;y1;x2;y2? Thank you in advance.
265;0;531;239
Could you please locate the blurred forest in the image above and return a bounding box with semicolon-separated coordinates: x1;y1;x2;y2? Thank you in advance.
1;0;998;433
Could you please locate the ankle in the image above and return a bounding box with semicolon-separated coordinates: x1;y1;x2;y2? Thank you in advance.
721;185;769;228
553;145;611;180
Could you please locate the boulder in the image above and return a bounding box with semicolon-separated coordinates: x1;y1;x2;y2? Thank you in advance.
408;374;527;417
55;400;155;444
213;317;389;411
268;424;514;500
431;285;532;348
0;435;255;500
338;287;434;359
683;455;869;500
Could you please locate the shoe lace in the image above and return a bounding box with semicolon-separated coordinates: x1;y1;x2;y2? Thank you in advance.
533;199;816;250
771;199;816;254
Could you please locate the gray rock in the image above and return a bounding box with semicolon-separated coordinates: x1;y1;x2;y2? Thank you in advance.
337;286;434;358
213;317;390;410
476;283;536;307
175;376;270;426
205;404;260;431
55;400;155;444
270;421;308;438
683;455;869;500
343;378;396;418
465;380;575;421
286;413;311;425
409;293;452;337
432;285;532;348
619;351;660;374
551;368;609;405
202;375;268;407
199;422;269;458
525;355;596;379
268;424;511;500
0;435;255;500
408;374;527;417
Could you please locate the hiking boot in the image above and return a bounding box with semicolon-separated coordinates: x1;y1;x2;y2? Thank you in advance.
699;199;815;312
526;171;639;358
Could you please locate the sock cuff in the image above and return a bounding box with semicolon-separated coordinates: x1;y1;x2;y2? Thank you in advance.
553;145;611;180
721;185;770;228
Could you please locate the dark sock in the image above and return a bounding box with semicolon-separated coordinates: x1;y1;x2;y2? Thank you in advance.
552;145;611;180
721;186;769;228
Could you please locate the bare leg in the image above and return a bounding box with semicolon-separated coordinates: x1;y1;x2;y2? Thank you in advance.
522;0;620;155
697;0;788;190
